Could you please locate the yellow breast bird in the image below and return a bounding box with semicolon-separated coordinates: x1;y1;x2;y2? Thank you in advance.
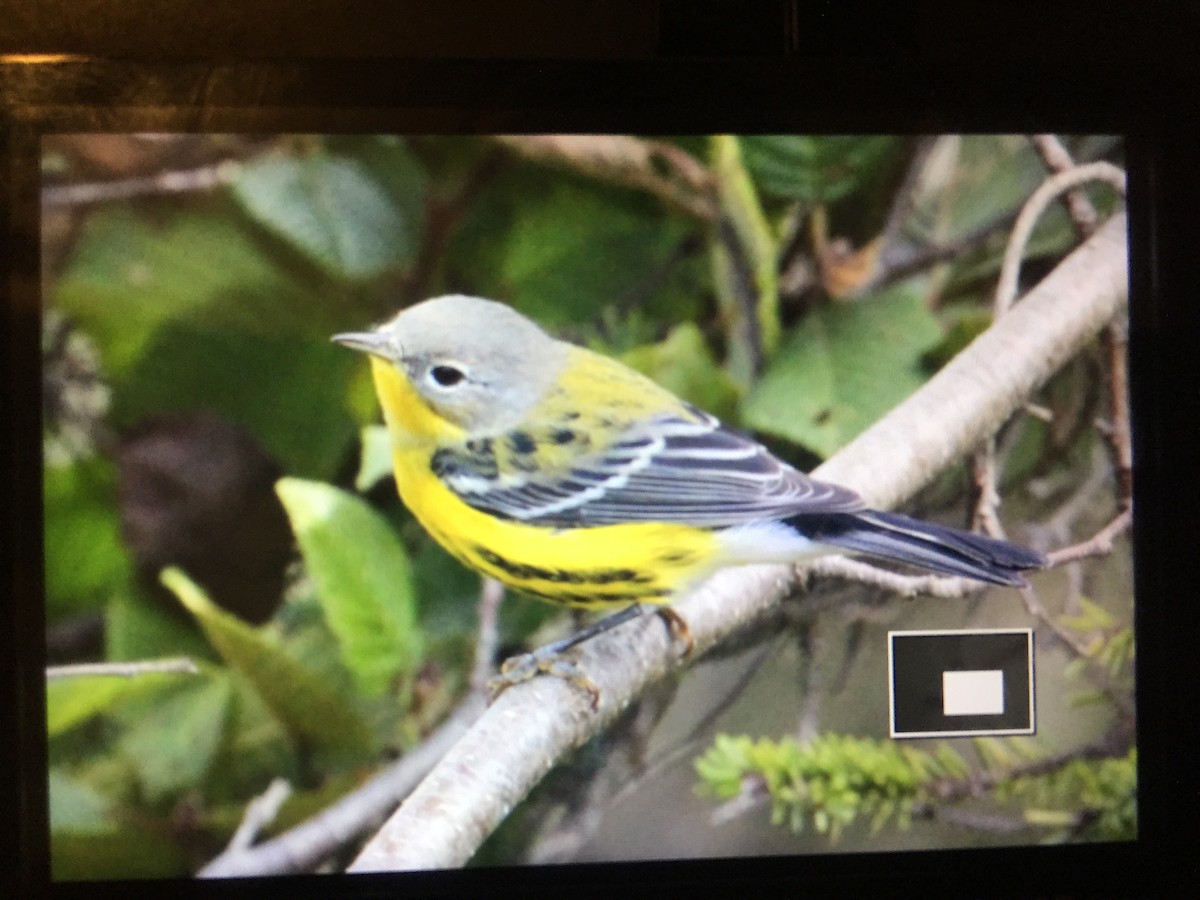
334;295;1044;699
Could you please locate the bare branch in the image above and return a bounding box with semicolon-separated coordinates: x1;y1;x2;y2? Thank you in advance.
1029;134;1100;237
1027;138;1133;510
974;160;1126;540
856;208;1019;297
1101;317;1134;508
804;557;985;600
45;657;199;680
198;692;487;878
926;736;1127;803
224;779;293;855
347;213;1128;873
994;161;1125;316
492;135;717;222
470;578;505;693
1047;508;1134;567
41;160;241;207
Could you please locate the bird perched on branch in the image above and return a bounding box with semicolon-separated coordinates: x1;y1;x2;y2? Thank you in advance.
335;295;1044;703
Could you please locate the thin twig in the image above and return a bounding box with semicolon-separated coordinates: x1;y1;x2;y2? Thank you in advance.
880;137;940;248
1017;580;1135;724
854;206;1021;297
224;778;294;855
608;637;783;812
45;658;199;680
804;556;987;600
926;736;1126;802
709;774;771;827
1027;443;1114;548
1029;138;1133;511
1101;317;1134;509
994;161;1126;315
492;135;717;222
1046;508;1134;567
41;160;241;207
523;679;679;865
197;691;487;878
470;578;505;693
794;623;822;744
974;160;1127;540
1029;135;1100;238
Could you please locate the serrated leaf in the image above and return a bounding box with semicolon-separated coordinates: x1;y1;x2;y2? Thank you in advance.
119;674;233;802
161;567;374;762
233;150;419;280
276;478;422;697
741;135;898;204
742;285;942;457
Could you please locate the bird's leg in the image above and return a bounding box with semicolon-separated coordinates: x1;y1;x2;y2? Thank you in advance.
489;603;691;708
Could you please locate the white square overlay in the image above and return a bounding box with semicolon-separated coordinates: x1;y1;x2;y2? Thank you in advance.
942;669;1005;716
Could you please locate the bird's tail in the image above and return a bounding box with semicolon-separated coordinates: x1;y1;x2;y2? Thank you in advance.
793;509;1046;586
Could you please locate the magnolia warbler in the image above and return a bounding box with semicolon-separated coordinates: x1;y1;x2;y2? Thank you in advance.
334;295;1044;700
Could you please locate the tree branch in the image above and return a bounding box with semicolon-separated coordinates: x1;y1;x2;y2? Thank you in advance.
45;657;199;680
492;135;717;222
198;691;487;878
345;212;1128;873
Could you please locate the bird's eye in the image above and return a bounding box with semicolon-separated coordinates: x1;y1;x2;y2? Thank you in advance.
429;365;466;388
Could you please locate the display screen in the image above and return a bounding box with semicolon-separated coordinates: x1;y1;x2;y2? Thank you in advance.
37;129;1134;883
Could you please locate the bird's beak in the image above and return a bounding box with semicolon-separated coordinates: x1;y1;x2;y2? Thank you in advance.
332;330;392;358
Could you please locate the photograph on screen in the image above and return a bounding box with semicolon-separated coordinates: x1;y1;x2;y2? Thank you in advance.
39;132;1133;880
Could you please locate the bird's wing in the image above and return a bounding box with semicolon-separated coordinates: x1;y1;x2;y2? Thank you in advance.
434;411;865;528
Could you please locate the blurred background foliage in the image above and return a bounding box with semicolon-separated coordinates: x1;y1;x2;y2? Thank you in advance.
40;133;1129;877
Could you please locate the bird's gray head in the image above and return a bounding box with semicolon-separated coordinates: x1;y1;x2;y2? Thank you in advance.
333;295;569;434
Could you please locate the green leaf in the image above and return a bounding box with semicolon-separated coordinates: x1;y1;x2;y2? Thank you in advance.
741;135;898;204
46;666;198;738
742;285;942;457
356;424;395;492
203;674;300;805
43;457;133;620
161;567;374;763
52;201;336;380
105;586;215;663
119;674;233;802
499;179;701;327
115;323;358;479
622;322;741;422
932;135;1081;289
233;149;422;280
50;771;191;879
276;478;422;697
48;769;110;831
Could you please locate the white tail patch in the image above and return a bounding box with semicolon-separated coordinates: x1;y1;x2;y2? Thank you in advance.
716;521;841;566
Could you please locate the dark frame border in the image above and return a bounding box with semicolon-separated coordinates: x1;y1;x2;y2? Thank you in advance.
3;54;1194;899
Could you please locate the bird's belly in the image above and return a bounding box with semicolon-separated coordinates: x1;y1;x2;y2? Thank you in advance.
392;449;718;609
